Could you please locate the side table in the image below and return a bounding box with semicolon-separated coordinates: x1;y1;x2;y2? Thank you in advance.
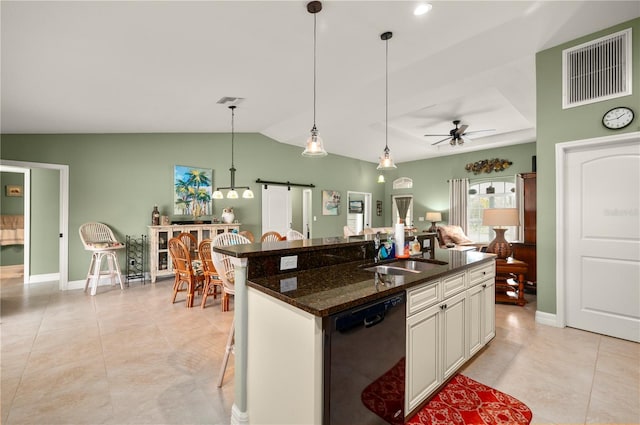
495;257;528;306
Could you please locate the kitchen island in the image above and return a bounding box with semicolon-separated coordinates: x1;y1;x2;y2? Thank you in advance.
213;234;495;425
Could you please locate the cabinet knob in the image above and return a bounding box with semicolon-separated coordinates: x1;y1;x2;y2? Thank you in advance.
482;284;487;288
482;271;486;275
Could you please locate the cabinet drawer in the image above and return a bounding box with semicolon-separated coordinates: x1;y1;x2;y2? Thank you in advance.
407;280;440;316
468;262;495;286
442;272;466;298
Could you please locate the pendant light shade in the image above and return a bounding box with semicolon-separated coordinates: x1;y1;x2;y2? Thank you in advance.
302;1;328;157
213;105;254;200
377;31;397;171
377;174;385;183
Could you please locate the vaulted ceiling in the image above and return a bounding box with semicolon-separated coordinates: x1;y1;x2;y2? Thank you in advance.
2;1;637;163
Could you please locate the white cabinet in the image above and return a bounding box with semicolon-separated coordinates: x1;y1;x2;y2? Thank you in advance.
148;223;240;282
405;260;495;417
405;279;468;413
442;291;467;379
406;298;440;412
467;261;496;356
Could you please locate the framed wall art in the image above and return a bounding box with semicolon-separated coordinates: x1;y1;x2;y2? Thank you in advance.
322;190;341;216
173;165;213;218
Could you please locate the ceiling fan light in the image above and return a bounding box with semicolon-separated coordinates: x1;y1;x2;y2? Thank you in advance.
377;174;385;183
212;190;224;200
242;189;254;199
227;189;239;199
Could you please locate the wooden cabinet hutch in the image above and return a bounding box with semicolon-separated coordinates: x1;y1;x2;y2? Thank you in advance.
512;172;536;291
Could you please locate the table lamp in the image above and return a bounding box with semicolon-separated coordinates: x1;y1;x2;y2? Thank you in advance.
425;212;442;233
482;208;519;259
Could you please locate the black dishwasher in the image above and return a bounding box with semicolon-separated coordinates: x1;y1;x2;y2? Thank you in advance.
323;292;406;425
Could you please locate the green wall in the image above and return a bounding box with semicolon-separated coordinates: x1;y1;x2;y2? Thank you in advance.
380;143;536;226
0;171;24;266
1;134;534;282
536;18;640;314
0;133;387;281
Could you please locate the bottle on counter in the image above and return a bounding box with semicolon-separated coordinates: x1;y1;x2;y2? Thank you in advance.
411;236;421;255
151;205;160;226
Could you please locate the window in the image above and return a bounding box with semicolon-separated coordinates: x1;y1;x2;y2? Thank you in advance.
392;195;413;226
467;179;517;243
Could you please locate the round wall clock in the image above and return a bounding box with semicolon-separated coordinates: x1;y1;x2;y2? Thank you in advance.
602;106;634;130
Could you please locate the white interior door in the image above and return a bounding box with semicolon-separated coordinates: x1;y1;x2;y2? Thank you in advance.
261;185;292;236
563;137;639;342
302;189;312;238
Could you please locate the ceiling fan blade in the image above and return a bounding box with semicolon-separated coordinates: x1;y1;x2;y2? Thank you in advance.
464;129;495;136
431;137;452;146
424;133;450;137
455;124;468;135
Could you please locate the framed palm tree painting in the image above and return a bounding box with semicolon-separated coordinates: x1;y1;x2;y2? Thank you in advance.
174;165;213;218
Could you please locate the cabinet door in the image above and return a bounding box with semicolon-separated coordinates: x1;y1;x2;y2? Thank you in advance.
482;278;496;344
406;304;441;413
466;284;484;357
442;292;467;380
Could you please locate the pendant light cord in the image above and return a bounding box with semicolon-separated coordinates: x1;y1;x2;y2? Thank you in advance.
385;36;389;151
230;106;235;168
313;11;317;128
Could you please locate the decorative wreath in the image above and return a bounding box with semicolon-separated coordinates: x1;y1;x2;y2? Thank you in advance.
465;158;512;175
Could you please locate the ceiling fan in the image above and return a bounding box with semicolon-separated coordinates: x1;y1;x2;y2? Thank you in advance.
425;120;494;146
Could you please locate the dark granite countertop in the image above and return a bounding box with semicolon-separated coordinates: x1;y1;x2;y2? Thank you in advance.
247;249;494;317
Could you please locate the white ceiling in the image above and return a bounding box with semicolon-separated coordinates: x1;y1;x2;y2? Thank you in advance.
2;1;638;164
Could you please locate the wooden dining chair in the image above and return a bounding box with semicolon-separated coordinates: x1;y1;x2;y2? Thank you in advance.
260;231;284;243
239;230;255;243
198;239;224;309
168;237;205;308
176;232;198;259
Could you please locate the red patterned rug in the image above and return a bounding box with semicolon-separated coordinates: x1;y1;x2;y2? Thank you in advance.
361;358;532;425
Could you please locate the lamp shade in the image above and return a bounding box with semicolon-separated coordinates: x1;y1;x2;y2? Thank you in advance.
425;212;442;222
482;208;519;227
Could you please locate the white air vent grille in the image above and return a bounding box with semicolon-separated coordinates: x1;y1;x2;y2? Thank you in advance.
562;28;632;109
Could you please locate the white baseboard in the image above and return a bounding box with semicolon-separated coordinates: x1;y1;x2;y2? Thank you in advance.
535;310;562;327
28;272;60;284
230;404;249;425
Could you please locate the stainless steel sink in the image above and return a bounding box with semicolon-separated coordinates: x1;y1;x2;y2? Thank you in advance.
362;259;446;275
363;264;421;275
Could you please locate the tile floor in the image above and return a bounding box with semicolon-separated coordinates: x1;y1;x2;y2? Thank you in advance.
1;277;638;425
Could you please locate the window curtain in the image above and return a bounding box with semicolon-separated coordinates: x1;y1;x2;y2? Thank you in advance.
448;178;469;233
394;197;412;224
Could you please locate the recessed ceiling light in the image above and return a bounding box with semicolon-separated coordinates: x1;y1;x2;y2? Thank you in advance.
414;3;432;16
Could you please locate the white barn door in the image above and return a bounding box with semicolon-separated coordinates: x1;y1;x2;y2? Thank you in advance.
560;134;639;342
261;185;292;237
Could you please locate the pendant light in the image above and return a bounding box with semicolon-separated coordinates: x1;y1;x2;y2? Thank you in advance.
377;31;397;170
212;105;254;200
302;1;328;157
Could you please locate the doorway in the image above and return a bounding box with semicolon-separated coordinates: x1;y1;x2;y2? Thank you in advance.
346;191;372;234
261;185;313;238
0;160;69;290
557;131;639;342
